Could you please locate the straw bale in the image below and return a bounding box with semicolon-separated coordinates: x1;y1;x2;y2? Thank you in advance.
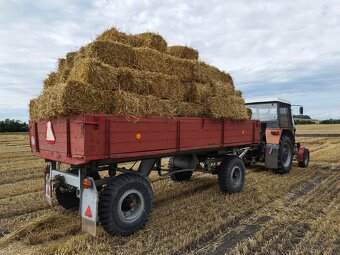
195;83;214;103
195;62;233;85
183;82;213;104
29;98;40;121
96;27;129;44
206;94;249;120
78;41;136;68
117;67;185;100
43;72;61;89
211;81;234;97
166;46;199;60
60;52;77;80
134;47;196;82
30;81;116;120
173;101;205;117
69;58;119;90
164;55;196;82
129;32;167;52
111;90;174;117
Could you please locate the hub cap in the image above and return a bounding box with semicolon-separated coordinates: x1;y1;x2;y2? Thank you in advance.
231;166;242;185
118;189;144;223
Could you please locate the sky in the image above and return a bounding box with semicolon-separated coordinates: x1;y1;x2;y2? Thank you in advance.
0;0;340;121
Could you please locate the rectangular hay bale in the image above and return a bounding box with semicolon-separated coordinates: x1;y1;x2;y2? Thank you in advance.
78;41;136;68
166;45;199;60
128;32;167;52
206;95;249;120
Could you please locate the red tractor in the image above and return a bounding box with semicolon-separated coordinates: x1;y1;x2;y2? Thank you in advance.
244;98;310;173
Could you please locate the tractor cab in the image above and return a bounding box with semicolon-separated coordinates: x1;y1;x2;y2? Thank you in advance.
245;98;297;129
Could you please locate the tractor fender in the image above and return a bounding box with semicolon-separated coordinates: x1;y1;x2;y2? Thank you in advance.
297;146;306;162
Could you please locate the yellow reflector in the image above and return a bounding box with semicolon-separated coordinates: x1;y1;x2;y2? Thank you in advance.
136;133;142;140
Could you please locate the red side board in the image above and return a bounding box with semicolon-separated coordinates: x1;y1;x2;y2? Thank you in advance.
29;115;260;165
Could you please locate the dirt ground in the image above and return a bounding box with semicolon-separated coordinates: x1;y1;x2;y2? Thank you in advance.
0;124;339;255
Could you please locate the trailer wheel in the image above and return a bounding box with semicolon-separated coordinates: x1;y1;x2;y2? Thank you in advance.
217;156;245;194
168;157;193;182
276;135;293;174
298;148;310;168
98;172;153;236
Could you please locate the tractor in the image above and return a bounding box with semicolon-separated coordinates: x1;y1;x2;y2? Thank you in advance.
244;98;310;173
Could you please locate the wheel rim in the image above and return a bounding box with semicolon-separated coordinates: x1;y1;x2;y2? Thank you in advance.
117;189;144;223
231;166;242;185
282;143;292;168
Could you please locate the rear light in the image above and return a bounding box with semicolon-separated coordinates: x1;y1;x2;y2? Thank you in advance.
271;130;280;135
83;178;92;189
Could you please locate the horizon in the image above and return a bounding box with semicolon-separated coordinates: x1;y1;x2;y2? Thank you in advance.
1;0;340;122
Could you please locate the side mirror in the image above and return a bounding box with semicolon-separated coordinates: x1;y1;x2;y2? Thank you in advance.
299;106;303;115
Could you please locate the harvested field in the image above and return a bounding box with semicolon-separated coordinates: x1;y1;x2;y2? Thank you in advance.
0;124;339;254
296;123;340;134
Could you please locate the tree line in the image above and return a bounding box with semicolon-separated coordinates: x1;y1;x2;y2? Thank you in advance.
0;119;28;132
294;118;340;125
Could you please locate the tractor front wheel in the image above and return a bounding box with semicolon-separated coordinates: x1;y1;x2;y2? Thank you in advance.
299;148;310;168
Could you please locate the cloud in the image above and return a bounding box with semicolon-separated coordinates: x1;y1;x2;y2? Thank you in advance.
0;0;339;121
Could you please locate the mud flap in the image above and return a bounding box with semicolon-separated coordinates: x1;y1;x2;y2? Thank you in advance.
81;177;98;236
44;172;53;206
265;144;279;169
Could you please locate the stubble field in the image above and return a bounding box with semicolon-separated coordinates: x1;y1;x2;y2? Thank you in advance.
0;124;339;254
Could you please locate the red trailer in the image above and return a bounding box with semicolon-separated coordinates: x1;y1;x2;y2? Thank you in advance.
29;114;260;236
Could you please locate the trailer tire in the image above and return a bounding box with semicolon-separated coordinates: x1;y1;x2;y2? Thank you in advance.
276;135;293;174
98;172;153;237
298;148;310;168
168;157;193;182
217;156;245;194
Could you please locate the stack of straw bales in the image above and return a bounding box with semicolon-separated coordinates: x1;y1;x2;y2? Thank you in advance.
30;27;249;120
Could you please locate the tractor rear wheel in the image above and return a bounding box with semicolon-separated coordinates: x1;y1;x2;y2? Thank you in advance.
98;172;153;236
276;135;293;174
217;156;245;194
299;148;310;168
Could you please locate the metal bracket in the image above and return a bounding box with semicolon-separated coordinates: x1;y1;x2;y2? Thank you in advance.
239;147;250;158
81;177;98;236
137;158;159;177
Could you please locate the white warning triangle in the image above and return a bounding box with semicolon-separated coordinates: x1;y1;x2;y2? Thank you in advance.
46;121;56;144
